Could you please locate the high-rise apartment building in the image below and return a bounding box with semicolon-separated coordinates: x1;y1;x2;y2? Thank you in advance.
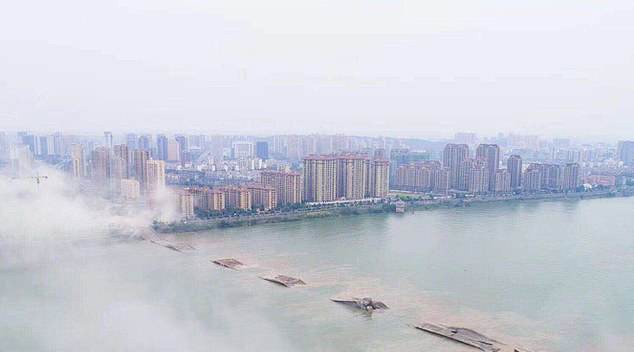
70;157;82;178
70;144;84;178
389;148;409;187
175;135;188;160
475;144;500;192
91;147;110;185
260;170;302;205
464;159;489;194
331;134;349;153
302;135;318;156
389;148;430;187
248;184;277;210
368;159;389;198
109;156;126;184
523;165;542;192
494;169;511;193
52;132;63;156
21;134;40;156
167;140;180;162
175;135;191;164
9;144;33;177
540;164;561;190
104;131;113;150
303;153;388;202
393;162;435;192
207;189;226;211
126;133;138;150
184;187;226;211
232;141;255;159
179;192;195;219
286;136;303;160
256;141;269;160
188;135;205;150
0;132;8;161
303;155;338;202
507;155;522;190
138;135;151;151
145;159;165;193
113;144;130;179
39;136;54;156
222;187;252;210
133;150;150;189
561;163;580;191
337;154;369;200
443;144;469;190
431;167;450;194
156;134;168;161
186;187;208;209
617;141;634;165
373;148;387;159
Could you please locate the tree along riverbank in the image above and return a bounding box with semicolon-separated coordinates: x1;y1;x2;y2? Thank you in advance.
153;188;633;234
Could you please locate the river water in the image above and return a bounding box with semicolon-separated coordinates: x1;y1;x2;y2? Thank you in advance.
2;197;634;351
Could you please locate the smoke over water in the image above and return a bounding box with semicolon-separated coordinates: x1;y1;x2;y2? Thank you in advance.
0;163;185;242
0;166;295;352
0;165;142;266
0;167;141;240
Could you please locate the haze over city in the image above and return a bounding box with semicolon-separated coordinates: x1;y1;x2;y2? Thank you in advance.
3;1;634;352
2;1;634;139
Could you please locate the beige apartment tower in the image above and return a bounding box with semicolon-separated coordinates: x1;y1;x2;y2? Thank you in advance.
222;187;252;210
260;170;302;205
337;155;369;200
179;192;195;219
303;155;338;202
207;189;226;211
475;144;500;191
443;144;470;190
368;159;389;198
145;159;166;194
248;184;277;210
90;147;110;185
70;144;84;178
185;187;226;211
133;150;150;190
113;144;130;178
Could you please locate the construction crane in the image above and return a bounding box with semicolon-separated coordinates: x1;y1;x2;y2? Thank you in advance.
12;173;49;188
30;174;49;185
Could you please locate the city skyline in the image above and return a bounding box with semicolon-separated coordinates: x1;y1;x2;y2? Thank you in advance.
4;2;634;351
5;128;632;217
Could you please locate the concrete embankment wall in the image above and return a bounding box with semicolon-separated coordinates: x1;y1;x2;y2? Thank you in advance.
155;190;630;234
154;205;391;233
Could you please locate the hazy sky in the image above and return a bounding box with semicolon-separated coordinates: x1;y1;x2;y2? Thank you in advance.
1;0;633;139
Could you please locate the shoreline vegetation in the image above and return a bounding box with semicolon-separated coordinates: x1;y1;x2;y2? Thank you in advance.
153;188;633;233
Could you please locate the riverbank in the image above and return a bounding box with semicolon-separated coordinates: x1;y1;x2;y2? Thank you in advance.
153;204;393;233
153;188;633;233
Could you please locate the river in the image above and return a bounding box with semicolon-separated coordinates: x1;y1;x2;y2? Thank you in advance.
2;197;633;351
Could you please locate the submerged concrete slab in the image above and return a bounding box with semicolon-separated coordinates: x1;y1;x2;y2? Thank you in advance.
414;322;531;352
331;297;389;312
260;274;306;287
415;322;501;352
212;258;245;270
150;239;195;252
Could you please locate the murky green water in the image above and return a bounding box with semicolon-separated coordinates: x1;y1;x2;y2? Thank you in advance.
2;197;634;351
